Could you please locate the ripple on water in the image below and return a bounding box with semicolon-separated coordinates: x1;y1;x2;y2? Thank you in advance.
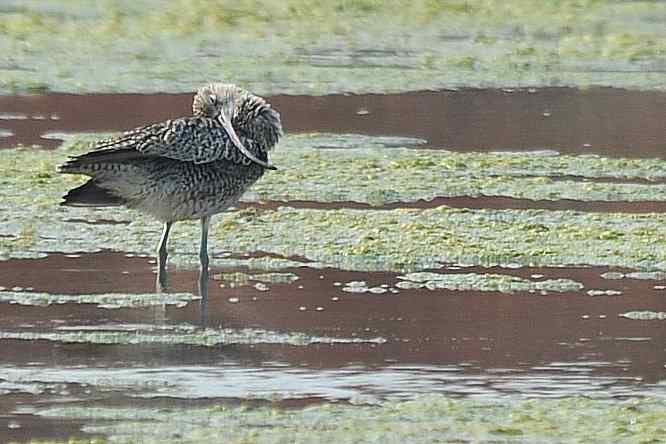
0;361;662;403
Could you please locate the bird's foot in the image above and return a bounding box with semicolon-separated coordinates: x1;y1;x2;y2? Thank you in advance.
156;271;169;293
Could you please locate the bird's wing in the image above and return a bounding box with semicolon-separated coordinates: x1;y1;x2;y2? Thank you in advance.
88;117;247;164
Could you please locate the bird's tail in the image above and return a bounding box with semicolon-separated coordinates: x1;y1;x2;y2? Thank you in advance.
61;179;125;207
58;148;145;175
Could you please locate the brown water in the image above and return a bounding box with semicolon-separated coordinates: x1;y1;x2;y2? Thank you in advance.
0;252;664;373
2;88;666;442
1;88;666;158
2;253;665;395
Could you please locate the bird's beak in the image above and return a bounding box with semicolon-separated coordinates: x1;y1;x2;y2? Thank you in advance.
220;112;277;170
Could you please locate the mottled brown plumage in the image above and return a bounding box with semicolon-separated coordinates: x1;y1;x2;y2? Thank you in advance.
58;83;282;293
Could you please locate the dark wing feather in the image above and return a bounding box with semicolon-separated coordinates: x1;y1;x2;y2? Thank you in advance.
59;117;269;177
91;123;155;150
100;118;239;164
64;117;257;168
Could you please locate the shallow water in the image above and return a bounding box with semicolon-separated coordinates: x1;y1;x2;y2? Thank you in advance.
1;89;666;442
2;88;666;157
2;252;666;384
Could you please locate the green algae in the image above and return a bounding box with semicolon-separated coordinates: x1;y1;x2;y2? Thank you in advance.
1;1;666;94
0;327;386;347
12;441;104;444
586;289;623;297
342;273;586;295
625;271;666;281
247;134;666;206
620;311;666;321
342;281;393;294
27;395;666;444
0;290;198;309
395;272;583;294
212;271;299;289
0;381;45;396
288;134;666;180
6;179;666;273
249;272;300;284
601;271;666;281
601;271;626;280
208;206;666;272
4;134;666;273
8;133;666;216
200;256;315;270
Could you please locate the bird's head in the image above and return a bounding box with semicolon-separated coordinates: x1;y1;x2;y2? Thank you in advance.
192;83;239;120
193;83;281;170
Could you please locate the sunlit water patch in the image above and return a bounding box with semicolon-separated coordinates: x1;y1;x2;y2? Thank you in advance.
1;360;663;403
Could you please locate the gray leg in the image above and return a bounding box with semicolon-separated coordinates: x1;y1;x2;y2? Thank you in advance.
156;221;172;293
198;216;211;312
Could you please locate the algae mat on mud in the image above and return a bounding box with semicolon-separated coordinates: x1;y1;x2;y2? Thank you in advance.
3;133;666;271
1;0;666;94
0;290;197;309
2;137;666;442
19;395;666;444
0;327;386;347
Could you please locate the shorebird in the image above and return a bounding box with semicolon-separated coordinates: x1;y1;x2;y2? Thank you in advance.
59;83;282;295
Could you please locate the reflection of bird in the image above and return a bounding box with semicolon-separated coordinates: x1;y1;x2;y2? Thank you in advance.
59;83;282;295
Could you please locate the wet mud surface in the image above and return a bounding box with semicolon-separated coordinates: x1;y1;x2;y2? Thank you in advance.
2;88;666;443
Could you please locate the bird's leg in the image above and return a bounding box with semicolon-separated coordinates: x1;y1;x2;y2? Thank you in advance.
156;221;172;293
198;216;211;321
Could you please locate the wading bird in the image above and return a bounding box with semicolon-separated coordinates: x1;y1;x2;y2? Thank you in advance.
59;83;282;296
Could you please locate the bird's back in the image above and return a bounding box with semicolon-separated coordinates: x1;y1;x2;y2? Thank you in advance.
60;117;271;221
